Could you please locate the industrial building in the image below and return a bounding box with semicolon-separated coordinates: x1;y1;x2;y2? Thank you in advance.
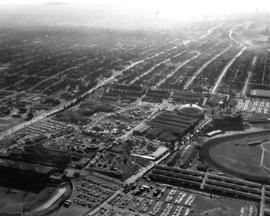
142;107;203;142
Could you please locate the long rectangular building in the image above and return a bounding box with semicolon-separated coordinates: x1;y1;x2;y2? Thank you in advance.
145;110;202;141
249;89;270;99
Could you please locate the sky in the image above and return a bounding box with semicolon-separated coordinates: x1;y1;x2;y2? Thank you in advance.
0;0;269;29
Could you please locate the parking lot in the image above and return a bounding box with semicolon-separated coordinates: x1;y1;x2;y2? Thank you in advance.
99;183;258;216
68;173;120;212
236;98;270;115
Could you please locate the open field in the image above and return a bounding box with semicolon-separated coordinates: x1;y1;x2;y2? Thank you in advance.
200;130;270;183
0;118;24;132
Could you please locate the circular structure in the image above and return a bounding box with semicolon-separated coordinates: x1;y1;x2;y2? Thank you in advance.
178;104;204;117
200;130;270;184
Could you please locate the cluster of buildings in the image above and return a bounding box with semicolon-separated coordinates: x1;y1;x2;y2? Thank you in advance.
134;105;204;144
101;84;145;104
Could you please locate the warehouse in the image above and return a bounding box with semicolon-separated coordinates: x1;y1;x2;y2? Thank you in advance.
249;89;270;99
145;109;202;141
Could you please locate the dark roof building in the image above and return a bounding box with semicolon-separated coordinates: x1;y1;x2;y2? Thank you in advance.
145;110;202;142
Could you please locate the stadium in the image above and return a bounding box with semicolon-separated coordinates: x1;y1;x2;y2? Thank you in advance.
0;145;72;216
200;130;270;184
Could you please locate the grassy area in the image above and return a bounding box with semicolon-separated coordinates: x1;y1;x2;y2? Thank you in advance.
201;130;270;183
0;118;24;132
210;140;263;176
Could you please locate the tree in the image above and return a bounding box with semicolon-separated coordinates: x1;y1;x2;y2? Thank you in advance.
26;109;34;121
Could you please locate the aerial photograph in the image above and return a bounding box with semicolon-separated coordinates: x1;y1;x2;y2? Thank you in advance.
0;0;270;215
